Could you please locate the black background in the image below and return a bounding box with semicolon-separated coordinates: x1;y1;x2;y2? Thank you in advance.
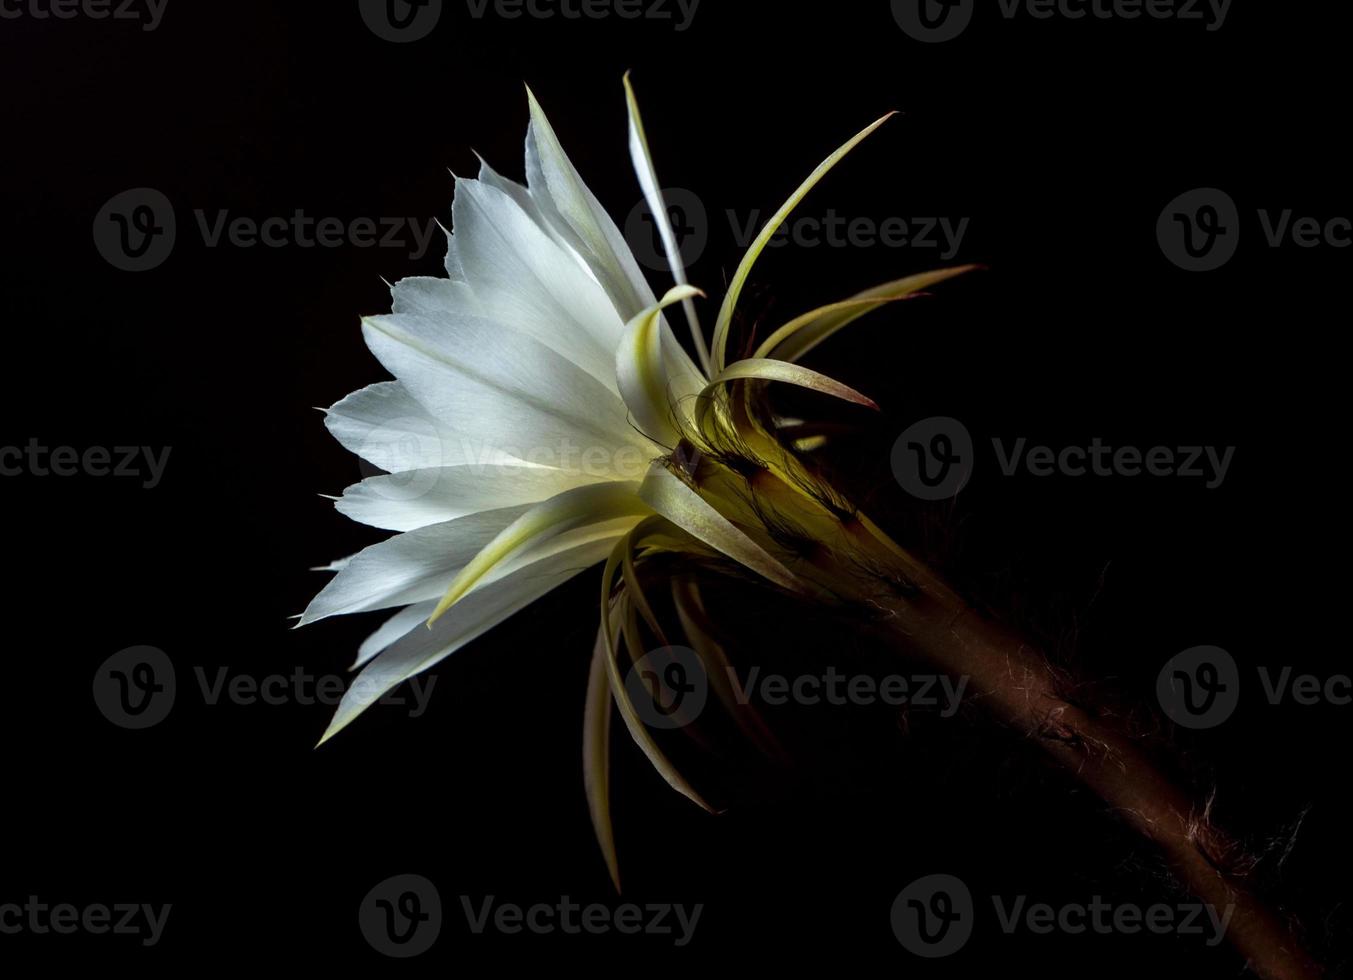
2;0;1350;974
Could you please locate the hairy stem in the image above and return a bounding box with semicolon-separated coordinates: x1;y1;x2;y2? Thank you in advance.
856;543;1319;979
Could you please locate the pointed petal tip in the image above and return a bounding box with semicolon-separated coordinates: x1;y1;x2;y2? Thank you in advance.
663;283;705;303
868;111;900;132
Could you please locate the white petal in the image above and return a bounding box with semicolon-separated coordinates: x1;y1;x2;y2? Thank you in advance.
335;463;601;532
318;521;636;743
704;358;879;410
475;155;562;245
762;265;979;363
451;177;623;388
623;74;711;376
360;313;654;478
711;114;896;372
615;285;705;447
583;618;619;890
428;480;650;623
390;276;481;316
355;601;437;669
522;89;706;389
299;505;531;626
524;87;657;323
324;381;520;472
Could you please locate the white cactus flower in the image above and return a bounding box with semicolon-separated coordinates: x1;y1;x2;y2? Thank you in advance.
304;78;972;885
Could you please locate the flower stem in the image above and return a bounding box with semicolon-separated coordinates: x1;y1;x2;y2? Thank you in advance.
857;545;1319;978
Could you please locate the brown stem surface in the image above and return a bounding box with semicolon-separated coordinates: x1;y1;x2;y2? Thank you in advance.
858;543;1320;979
